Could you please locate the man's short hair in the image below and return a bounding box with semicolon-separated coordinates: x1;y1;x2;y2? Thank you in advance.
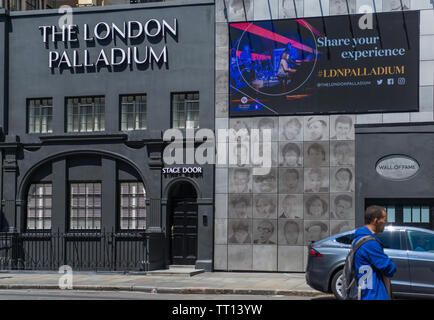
335;167;353;181
258;117;275;129
307;143;326;160
284;118;302;130
234;168;250;176
365;205;386;225
306;221;328;233
230;195;249;207
283;168;299;179
334;194;352;206
333;141;350;154
284;220;299;233
254;170;276;183
335;115;353;128
308;168;324;179
255;196;276;210
232;220;249;233
281;142;301;157
258;219;274;233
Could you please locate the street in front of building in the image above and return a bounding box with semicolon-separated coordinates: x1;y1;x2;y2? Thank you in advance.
0;289;333;300
0;0;433;304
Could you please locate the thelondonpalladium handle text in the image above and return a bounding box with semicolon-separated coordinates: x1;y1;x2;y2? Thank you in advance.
39;19;177;69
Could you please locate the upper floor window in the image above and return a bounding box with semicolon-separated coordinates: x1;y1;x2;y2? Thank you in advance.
66;96;105;133
28;98;53;134
172;92;199;129
27;183;52;230
384;205;396;223
120;182;146;230
366;199;432;229
70;182;101;230
120;94;147;131
403;205;430;224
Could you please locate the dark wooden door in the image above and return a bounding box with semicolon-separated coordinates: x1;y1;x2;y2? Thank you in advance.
170;200;198;265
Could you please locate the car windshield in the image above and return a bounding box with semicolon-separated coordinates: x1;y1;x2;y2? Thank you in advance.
408;230;434;253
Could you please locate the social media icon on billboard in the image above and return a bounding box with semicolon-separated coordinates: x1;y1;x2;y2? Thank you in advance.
387;78;394;85
377;79;383;85
398;78;406;85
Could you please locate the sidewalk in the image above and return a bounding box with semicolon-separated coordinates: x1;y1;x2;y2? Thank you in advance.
0;271;327;297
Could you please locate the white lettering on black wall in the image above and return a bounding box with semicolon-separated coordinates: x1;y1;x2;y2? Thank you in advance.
39;18;177;69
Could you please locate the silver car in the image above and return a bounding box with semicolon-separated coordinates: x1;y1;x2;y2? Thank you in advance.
305;226;434;299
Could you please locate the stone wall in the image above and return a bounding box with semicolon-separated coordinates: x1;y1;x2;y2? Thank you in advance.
214;0;434;271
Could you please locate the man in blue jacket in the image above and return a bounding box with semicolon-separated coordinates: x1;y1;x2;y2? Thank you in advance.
353;205;397;300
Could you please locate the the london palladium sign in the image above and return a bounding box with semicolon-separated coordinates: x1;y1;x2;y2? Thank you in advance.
39;19;177;69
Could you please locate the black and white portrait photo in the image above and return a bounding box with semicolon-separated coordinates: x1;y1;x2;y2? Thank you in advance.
304;221;329;245
278;220;303;245
229;167;252;193
253;219;277;245
383;0;410;11
279;116;303;141
303;142;329;167
330;167;354;192
278;194;303;219
304;168;329;193
229;118;251;142
252;117;278;142
253;194;278;219
279;0;303;18
252;142;278;167
304;116;329;141
227;0;253;20
330;220;354;235
228;219;252;244
330;115;354;140
253;168;278;193
279;142;303;167
304;194;329;220
279;168;303;194
330;193;354;220
330;141;355;166
330;0;356;15
228;194;252;219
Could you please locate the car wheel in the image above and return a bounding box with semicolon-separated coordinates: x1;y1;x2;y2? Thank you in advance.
331;269;344;300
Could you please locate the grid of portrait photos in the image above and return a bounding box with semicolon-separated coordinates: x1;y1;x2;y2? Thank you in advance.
220;114;355;271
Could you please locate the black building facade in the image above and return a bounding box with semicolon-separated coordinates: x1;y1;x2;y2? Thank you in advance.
0;0;215;271
356;122;434;231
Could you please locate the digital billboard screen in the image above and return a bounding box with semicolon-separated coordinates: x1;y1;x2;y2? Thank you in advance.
229;11;419;117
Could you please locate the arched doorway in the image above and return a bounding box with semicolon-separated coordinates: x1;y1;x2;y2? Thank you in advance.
168;180;198;265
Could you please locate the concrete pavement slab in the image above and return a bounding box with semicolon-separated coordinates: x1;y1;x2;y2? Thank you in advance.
0;271;323;297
